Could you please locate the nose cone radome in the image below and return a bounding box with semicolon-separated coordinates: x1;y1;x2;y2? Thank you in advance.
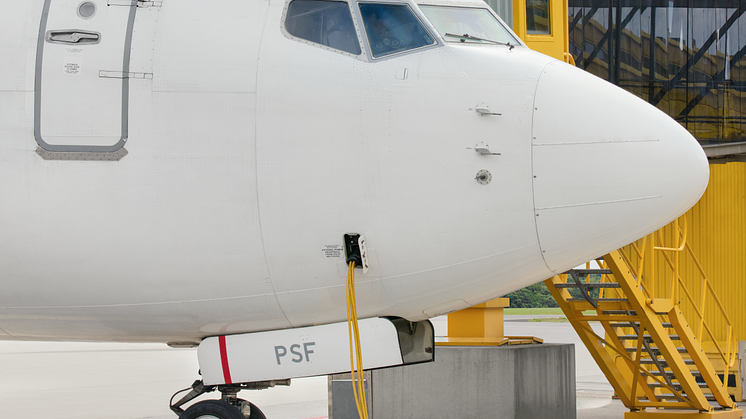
532;61;709;273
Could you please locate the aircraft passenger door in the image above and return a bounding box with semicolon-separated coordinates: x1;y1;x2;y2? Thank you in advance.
36;0;136;152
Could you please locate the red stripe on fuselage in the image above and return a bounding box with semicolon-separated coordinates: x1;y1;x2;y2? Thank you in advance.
218;335;233;384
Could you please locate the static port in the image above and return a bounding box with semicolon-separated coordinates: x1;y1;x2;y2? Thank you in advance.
475;169;492;185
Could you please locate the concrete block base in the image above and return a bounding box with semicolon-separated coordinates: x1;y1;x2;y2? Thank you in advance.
330;343;575;419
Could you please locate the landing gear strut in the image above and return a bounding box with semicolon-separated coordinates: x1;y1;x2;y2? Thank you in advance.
170;379;290;419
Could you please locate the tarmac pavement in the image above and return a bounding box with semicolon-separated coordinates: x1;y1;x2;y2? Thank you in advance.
0;316;630;419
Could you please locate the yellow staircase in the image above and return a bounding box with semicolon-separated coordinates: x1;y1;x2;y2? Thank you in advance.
545;218;742;418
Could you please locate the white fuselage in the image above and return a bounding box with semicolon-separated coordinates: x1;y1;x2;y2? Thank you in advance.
0;0;708;343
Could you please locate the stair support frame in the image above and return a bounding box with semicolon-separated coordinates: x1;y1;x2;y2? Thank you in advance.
605;250;713;412
668;306;735;408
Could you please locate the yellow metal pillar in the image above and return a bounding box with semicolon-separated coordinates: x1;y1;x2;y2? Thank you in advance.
438;298;543;346
447;297;509;340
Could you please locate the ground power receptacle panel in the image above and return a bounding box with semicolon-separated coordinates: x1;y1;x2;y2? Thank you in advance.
344;233;369;274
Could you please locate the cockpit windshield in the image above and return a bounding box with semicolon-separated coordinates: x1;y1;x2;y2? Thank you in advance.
419;5;519;47
359;3;435;58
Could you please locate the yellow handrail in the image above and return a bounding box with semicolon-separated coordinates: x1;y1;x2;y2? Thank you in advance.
622;217;737;371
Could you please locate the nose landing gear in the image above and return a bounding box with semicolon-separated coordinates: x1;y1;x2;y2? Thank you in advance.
177;399;263;419
170;379;290;419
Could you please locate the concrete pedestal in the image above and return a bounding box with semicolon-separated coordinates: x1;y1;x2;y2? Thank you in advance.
330;343;575;419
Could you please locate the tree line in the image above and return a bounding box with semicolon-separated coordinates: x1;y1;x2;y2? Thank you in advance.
503;275;602;308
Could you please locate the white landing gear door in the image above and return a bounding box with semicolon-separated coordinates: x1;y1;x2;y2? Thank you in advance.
35;0;135;152
198;318;435;386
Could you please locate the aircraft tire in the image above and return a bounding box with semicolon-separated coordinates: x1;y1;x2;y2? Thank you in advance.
179;399;265;419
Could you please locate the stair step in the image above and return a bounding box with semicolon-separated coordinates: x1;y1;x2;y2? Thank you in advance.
618;335;680;340
640;358;695;365
610;322;673;328
650;393;716;401
647;382;708;388
627;345;688;352
568;298;628;302
565;269;613;275
603;310;637;315
626;347;688;353
554;282;621;288
646;370;701;376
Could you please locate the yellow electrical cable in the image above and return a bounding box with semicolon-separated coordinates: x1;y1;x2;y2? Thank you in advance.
346;261;369;419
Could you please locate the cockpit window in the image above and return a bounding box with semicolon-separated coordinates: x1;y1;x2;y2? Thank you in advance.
286;0;362;55
359;3;435;58
419;6;519;47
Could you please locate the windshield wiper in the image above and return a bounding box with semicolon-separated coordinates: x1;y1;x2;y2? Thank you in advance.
444;33;514;50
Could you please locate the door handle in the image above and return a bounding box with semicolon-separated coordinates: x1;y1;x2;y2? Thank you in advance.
475;147;500;156
475;106;501;116
46;30;100;44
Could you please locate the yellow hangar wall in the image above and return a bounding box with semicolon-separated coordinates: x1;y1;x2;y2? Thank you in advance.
619;162;746;344
688;162;746;342
695;164;746;263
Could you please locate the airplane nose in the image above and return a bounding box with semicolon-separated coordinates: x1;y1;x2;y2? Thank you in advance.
531;61;709;273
